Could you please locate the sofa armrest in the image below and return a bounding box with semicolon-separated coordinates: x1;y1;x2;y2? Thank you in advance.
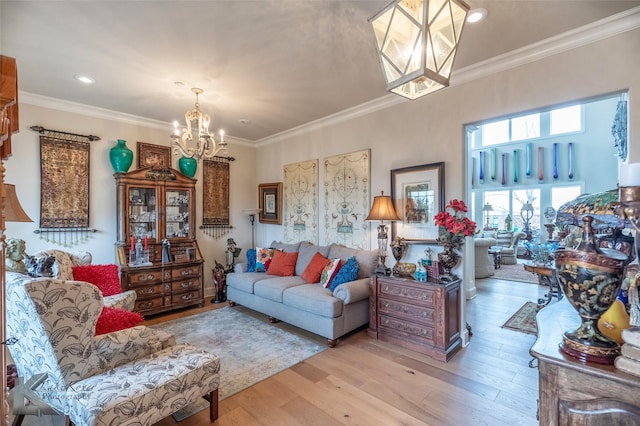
234;263;247;273
332;277;369;305
95;326;176;368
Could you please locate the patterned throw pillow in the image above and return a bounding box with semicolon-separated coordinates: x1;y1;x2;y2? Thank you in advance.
320;258;342;288
24;255;56;278
329;256;359;291
246;248;257;272
255;247;276;272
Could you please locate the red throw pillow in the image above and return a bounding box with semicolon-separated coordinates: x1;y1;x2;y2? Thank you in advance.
95;306;144;335
72;264;121;296
267;251;299;276
301;252;330;283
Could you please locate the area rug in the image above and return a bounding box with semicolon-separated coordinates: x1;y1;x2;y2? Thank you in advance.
492;262;538;284
501;301;540;335
150;307;327;421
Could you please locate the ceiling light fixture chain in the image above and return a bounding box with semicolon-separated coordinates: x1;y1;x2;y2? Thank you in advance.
171;87;227;162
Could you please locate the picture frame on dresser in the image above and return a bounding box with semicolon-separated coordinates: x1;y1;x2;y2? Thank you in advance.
258;182;283;224
137;142;171;169
390;161;445;243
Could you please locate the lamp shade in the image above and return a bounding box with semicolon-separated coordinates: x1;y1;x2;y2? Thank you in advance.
4;183;32;222
555;189;624;230
366;192;400;221
369;0;470;100
482;203;493;212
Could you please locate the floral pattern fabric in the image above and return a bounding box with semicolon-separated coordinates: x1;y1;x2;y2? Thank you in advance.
6;276;220;425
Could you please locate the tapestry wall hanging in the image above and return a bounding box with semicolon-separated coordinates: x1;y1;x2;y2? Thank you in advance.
283;159;318;244
201;156;233;238
34;125;98;246
323;149;370;249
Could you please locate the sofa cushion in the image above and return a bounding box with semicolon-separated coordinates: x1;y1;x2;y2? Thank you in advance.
267;251;298;277
270;241;302;253
295;242;331;276
73;264;121;296
282;284;343;318
227;272;272;294
329;256;359;291
254;276;307;302
246;248;257;272
301;252;329;283
327;244;377;279
255;247;276;272
320;258;342;288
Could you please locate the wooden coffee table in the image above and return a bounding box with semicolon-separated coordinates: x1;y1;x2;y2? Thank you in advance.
523;262;563;306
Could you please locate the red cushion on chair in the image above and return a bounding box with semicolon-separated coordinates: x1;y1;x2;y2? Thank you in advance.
95;306;144;335
72;264;121;296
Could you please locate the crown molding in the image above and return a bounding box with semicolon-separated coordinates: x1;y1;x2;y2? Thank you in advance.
18;91;255;146
19;6;640;148
258;5;640;146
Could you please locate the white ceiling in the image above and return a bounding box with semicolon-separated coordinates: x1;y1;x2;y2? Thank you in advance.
2;1;639;142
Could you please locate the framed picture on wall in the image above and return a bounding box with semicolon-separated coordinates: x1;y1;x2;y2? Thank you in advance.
390;162;445;243
137;142;171;169
259;182;283;224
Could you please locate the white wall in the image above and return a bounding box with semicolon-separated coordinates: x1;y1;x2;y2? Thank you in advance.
5;102;257;296
255;28;640;262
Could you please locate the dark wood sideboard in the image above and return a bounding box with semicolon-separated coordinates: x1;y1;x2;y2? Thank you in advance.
530;299;640;425
368;275;461;362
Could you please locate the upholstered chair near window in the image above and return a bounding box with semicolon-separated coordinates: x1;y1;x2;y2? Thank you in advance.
494;231;527;265
474;237;497;278
6;277;220;425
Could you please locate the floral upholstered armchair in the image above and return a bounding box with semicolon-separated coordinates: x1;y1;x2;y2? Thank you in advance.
6;277;220;425
17;246;137;311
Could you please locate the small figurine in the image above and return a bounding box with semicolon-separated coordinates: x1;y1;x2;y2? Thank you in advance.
225;238;242;271
6;238;27;273
212;260;227;304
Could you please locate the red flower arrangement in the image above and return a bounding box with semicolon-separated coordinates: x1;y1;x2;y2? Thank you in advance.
434;199;477;249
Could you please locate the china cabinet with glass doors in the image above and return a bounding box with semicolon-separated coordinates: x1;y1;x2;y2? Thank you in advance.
115;167;204;315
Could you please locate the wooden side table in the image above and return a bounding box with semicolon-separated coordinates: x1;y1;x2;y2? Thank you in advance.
531;299;640;423
368;275;462;362
523;262;563;306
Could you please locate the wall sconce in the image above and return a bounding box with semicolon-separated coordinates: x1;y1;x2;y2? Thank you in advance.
365;191;400;275
369;0;470;100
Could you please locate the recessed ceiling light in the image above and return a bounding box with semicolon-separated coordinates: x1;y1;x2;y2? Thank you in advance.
74;74;95;84
467;8;487;24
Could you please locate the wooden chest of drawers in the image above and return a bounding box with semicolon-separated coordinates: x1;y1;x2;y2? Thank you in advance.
369;275;462;362
121;260;204;315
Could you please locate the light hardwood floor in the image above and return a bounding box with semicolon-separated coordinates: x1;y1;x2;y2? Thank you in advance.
14;276;547;425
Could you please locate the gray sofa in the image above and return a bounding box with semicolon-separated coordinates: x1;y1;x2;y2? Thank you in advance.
226;241;378;347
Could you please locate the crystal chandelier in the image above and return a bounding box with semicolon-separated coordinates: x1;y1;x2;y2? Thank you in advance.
170;87;227;161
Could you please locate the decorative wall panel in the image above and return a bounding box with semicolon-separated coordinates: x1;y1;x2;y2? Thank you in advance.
283;159;318;244
323;149;370;249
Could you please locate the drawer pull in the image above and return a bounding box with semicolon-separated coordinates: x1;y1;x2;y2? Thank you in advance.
182;293;193;301
383;302;389;308
181;269;194;276
138;288;155;295
422;311;428;318
383;319;389;325
181;281;194;288
139;301;153;309
138;274;155;281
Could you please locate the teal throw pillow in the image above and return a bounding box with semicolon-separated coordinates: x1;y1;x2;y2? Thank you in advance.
329;256;359;291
